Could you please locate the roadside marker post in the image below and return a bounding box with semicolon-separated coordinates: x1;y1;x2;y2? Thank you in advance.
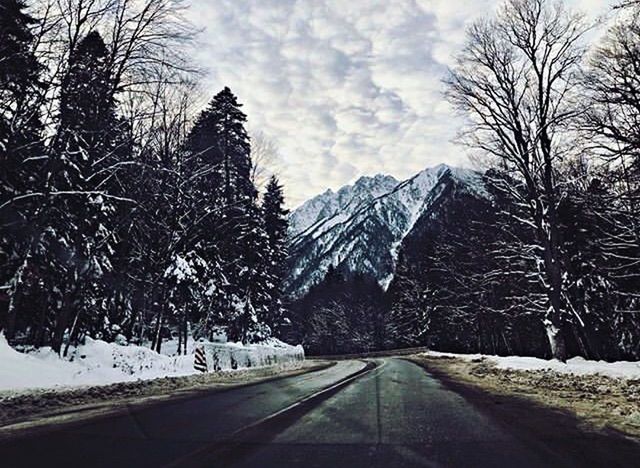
194;346;208;373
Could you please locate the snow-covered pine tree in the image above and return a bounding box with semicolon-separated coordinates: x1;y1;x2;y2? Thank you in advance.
0;0;42;153
184;87;275;344
185;87;255;205
0;0;43;157
0;0;46;341
225;200;272;343
261;176;289;333
48;31;129;353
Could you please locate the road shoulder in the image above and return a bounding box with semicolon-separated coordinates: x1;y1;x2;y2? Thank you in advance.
406;354;640;441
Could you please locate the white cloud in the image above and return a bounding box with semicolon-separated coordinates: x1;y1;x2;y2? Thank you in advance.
187;0;617;207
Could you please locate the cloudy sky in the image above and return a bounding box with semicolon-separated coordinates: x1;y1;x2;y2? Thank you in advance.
187;0;615;207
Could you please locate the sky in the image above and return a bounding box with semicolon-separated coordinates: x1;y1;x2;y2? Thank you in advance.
186;0;616;208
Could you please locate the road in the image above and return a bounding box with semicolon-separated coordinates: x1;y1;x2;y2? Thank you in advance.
1;358;639;467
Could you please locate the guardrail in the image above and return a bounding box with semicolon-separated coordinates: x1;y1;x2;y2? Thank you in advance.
309;346;429;361
196;342;305;372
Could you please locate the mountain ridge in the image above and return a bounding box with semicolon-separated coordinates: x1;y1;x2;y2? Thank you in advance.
286;164;488;298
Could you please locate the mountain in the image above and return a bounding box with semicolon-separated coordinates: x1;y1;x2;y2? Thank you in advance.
286;164;487;298
288;174;398;237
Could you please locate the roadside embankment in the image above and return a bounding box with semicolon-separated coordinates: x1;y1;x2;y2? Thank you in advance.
408;353;640;440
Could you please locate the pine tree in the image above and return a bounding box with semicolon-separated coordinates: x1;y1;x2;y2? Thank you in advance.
224;201;272;343
49;31;124;353
56;31;119;165
0;0;42;156
184;87;271;344
261;176;289;332
185;87;255;204
0;0;45;340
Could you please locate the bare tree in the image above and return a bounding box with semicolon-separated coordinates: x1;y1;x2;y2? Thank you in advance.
581;3;640;335
446;0;590;360
104;0;198;96
585;6;640;157
250;131;281;192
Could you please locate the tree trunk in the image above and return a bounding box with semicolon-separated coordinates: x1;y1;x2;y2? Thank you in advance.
538;119;569;362
544;259;567;362
152;310;164;353
182;313;188;355
530;187;568;363
543;231;568;362
150;284;163;351
177;310;183;356
63;309;82;357
34;300;48;348
544;318;567;362
52;291;75;355
125;285;144;342
4;256;29;340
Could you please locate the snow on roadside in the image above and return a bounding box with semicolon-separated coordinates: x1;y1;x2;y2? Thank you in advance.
0;334;195;392
199;339;305;371
423;351;640;380
490;355;640;379
0;334;304;393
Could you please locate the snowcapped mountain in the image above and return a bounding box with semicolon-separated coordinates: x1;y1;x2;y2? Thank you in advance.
286;164;488;298
288;174;399;237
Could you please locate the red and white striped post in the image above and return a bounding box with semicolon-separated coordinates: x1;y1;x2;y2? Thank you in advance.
194;346;208;373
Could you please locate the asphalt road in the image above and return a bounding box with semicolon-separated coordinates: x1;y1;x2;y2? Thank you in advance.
1;358;639;468
0;361;365;468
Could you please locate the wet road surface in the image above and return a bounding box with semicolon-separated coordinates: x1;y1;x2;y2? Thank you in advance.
2;358;639;467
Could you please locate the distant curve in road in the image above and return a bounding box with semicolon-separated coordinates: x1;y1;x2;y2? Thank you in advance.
2;358;639;468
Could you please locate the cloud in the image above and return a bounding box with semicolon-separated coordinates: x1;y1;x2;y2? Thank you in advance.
186;0;616;207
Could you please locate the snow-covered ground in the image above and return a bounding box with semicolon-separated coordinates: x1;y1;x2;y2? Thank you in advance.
424;351;640;380
0;334;304;392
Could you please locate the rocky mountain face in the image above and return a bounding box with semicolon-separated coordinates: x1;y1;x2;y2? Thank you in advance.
286;164;488;298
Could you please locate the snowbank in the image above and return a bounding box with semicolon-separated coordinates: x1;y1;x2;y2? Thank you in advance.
424;351;640;380
0;335;194;392
0;334;304;392
199;339;305;371
490;355;640;379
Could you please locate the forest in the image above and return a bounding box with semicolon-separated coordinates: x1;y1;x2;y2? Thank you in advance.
0;0;289;355
2;0;640;364
290;0;640;362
